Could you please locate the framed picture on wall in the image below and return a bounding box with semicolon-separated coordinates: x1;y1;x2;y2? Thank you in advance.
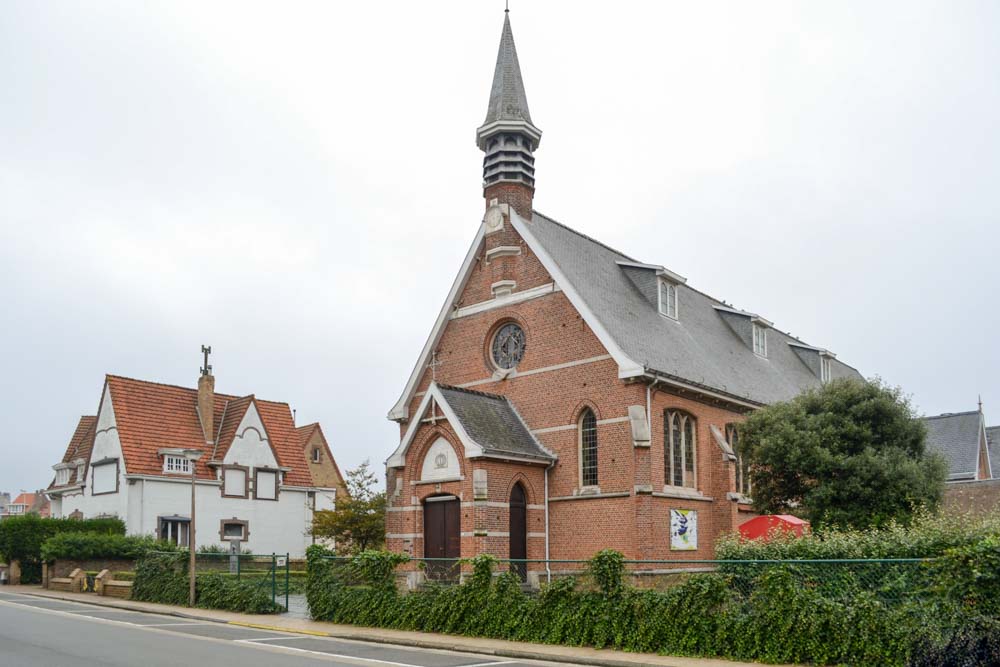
670;509;697;551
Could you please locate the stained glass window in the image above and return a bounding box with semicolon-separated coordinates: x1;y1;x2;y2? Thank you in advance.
580;409;598;487
491;323;526;369
665;410;697;489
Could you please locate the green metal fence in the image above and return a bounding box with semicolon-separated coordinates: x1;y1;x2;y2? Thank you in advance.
189;551;292;609
319;554;934;604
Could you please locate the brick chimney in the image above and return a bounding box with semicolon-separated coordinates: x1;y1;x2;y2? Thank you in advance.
198;345;214;443
476;10;541;221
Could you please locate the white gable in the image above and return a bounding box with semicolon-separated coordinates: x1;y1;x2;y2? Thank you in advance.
91;382;124;467
420;437;461;481
223;402;278;469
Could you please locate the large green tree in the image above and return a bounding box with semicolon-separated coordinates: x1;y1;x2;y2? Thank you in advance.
739;378;947;529
311;459;386;554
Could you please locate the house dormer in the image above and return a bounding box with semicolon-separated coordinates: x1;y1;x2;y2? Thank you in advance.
715;305;773;358
617;260;686;320
789;343;837;382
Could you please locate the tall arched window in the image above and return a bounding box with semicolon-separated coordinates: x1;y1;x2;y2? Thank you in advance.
579;409;598;487
664;410;697;489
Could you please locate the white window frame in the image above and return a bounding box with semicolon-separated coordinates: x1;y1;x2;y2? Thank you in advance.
820;355;832;383
311;447;321;463
752;323;767;357
665;410;698;490
163;455;191;474
56;468;71;486
658;279;678;320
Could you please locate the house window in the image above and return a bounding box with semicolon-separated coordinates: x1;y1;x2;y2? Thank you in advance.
658;280;678;319
665;411;697;489
311;448;321;463
91;458;119;495
752;323;767;357
219;519;249;542
76;463;85;481
164;456;191;474
55;468;70;486
579;409;599;487
254;468;279;501
222;466;248;498
820;355;832;383
727;424;751;497
159;517;190;546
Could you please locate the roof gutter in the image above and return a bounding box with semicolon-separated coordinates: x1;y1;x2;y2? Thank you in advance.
641;369;762;411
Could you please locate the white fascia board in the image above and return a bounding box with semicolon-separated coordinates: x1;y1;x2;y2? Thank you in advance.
616;260;664;271
511;212;644;379
386;383;485;468
388;225;487;422
713;304;755;318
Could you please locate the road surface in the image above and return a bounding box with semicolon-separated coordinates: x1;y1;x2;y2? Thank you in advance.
0;590;564;667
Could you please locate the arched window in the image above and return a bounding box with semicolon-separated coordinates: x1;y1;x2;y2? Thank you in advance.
727;424;751;497
664;410;697;489
579;409;598;487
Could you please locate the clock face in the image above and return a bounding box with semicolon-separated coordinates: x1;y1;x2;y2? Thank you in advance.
491;323;526;369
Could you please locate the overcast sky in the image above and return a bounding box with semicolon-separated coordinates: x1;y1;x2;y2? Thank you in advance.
2;1;998;496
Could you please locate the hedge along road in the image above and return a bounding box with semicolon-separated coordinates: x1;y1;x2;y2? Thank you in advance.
0;591;556;667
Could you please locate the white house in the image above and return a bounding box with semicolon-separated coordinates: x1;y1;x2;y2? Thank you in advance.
46;361;343;557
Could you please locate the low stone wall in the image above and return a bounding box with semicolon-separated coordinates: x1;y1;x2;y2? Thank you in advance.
944;479;1000;516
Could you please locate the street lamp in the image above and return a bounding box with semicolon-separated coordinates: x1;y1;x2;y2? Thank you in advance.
180;449;203;606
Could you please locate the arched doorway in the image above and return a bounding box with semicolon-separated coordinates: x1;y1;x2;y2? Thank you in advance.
509;483;527;581
423;495;460;580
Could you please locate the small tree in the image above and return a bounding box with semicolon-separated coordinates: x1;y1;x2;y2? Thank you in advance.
739;378;947;530
311;460;386;554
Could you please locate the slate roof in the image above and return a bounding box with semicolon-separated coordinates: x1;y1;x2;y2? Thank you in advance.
987;426;999;479
437;384;554;462
922;411;985;481
104;375;313;486
524;211;864;405
482;13;533;127
49;416;97;489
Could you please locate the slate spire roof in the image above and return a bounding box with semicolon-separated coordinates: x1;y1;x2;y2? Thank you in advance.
922;410;991;481
482;12;533;127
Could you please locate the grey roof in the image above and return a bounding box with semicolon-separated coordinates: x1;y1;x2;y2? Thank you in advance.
526;211;863;405
438;384;553;462
482;13;533;126
922;411;984;480
987;426;999;479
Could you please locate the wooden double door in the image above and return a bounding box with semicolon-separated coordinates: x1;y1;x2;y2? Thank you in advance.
423;496;461;580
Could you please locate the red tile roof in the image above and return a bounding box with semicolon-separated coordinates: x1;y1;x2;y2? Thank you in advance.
104;375;313;487
12;493;36;506
49;416;97;489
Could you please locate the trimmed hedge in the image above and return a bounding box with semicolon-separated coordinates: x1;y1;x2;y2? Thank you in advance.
131;553;284;614
0;515;125;564
40;533;180;562
306;546;999;666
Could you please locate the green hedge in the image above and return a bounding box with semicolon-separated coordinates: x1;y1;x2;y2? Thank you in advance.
131;553;284;614
716;510;1000;560
305;546;1000;666
40;533;180;562
0;515;125;564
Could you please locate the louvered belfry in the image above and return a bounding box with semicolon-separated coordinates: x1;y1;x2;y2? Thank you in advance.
476;11;542;218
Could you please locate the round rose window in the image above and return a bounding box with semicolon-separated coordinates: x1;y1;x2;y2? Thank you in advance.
491;323;526;369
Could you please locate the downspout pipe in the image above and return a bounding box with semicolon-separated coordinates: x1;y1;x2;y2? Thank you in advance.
647;376;661;427
544;460;554;584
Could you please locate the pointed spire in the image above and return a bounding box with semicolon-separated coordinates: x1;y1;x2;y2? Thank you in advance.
483;12;533;126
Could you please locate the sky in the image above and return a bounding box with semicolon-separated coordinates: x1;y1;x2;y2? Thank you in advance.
2;1;999;496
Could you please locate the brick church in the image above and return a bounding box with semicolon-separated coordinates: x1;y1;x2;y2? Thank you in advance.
385;11;862;577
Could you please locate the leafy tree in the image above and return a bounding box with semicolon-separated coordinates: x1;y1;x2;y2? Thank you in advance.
739;378;947;529
311;460;386;554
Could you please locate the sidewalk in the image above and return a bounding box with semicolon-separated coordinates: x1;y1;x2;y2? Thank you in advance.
3;585;787;667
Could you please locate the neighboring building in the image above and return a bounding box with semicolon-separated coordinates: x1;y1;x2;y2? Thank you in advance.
46;355;342;556
987;427;999;479
0;492;10;515
385;11;863;574
1;493;35;519
922;409;994;482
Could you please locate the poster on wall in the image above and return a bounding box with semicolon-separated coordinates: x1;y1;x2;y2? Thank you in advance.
670;509;697;551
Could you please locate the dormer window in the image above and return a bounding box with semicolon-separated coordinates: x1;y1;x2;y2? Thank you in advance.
164;455;191;474
752;323;767;357
56;468;70;486
658;280;678;319
820;355;832;383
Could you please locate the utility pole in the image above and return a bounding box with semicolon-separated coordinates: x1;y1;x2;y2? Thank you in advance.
183;449;203;606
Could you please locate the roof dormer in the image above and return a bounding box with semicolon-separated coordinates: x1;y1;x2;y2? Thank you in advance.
789;343;837;382
714;305;773;358
617;260;687;319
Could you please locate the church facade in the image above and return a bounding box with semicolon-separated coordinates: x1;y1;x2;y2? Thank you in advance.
385;12;863;578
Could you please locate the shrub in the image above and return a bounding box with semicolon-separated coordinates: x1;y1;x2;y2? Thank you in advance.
929;535;1000;616
0;515;125;564
131;552;285;613
40;533;179;562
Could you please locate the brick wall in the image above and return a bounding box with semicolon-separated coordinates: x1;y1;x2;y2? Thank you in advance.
943;479;1000;516
388;215;748;565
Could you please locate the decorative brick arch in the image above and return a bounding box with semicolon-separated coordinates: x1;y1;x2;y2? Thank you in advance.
570;399;602;423
411;426;467;481
504;472;540;506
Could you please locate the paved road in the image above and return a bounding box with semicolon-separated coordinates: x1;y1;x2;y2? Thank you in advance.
0;591;561;667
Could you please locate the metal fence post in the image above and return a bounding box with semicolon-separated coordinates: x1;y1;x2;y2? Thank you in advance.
285;553;290;611
271;553;276;605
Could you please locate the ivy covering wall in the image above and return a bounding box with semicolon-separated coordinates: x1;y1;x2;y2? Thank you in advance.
306;545;1000;666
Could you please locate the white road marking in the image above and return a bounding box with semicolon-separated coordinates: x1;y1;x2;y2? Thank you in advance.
230;642;428;667
137;621;212;627
235;636;306;643
460;662;517;667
